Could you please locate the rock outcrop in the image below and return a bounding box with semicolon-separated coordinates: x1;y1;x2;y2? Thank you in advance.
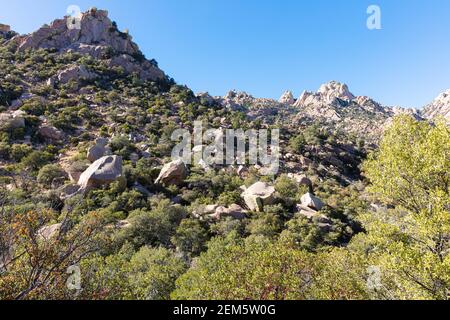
78;155;123;190
0;110;25;129
17;9;136;54
14;8;166;81
294;81;355;108
209;204;247;220
37;223;62;241
318;81;355;102
155;159;188;186
38;125;64;141
300;193;325;211
279;90;295;105
296;204;331;227
0;24;10;33
422;89;450;123
87;138;108;162
57;64;97;84
241;182;276;212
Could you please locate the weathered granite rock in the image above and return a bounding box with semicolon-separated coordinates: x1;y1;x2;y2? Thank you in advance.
422;88;450;123
67;161;90;183
78;155;123;190
38;125;64;141
318;81;355;102
87;138;108;162
57;64;97;84
37;223;62;241
0;24;10;33
197;92;215;106
209;204;247;220
241;181;276;212
279;90;295;104
59;184;81;200
300;193;325;211
0;110;25;129
155;159;188;186
15;8;166;81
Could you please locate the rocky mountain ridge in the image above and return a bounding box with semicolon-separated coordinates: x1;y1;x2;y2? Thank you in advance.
212;80;449;141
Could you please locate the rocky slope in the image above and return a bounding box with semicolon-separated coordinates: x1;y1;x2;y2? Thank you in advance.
422;89;450;123
0;9;370;203
3;8;165;82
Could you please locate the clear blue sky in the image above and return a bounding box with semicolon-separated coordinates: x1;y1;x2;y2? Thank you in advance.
1;0;450;108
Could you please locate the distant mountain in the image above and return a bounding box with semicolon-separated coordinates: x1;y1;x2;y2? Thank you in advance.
214;81;423;142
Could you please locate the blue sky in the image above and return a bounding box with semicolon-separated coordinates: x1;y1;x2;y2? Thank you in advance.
1;0;449;108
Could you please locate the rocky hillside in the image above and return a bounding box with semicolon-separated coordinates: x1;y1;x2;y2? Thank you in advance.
0;8;449;301
0;8;369;247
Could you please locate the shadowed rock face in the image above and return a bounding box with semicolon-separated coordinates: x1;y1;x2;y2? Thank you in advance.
0;24;10;33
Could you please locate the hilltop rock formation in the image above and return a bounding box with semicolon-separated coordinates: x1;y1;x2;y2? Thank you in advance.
318;81;355;103
17;8;135;54
279;90;295;104
422;89;450;123
11;8;165;81
294;81;355;108
0;24;10;33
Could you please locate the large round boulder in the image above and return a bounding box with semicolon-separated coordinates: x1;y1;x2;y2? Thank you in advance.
300;193;325;211
78;155;123;190
241;181;275;212
155;159;188;186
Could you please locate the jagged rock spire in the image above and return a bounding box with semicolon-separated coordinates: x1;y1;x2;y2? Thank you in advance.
422;89;450;122
279;90;295;105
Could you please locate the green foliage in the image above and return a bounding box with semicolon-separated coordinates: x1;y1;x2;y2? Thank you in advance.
357;115;450;299
128;246;187;300
172;236;314;300
122;199;187;248
171;219;209;257
37;164;66;188
21;150;54;171
364;115;449;214
10;144;32;162
288;134;306;153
